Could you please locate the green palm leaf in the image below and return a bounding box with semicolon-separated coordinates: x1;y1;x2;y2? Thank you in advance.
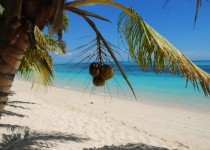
62;11;69;32
118;8;210;96
18;46;54;88
34;26;67;54
18;26;67;88
66;0;210;96
0;4;4;15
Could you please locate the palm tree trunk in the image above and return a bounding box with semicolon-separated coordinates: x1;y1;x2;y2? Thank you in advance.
0;21;29;113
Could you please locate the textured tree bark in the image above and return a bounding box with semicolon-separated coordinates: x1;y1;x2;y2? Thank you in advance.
0;0;64;113
0;21;29;113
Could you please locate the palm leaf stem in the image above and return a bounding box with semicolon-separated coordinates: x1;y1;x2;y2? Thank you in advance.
82;15;137;99
65;5;110;22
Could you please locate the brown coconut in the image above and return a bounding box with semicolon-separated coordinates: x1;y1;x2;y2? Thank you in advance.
89;62;100;77
100;64;114;80
93;76;105;86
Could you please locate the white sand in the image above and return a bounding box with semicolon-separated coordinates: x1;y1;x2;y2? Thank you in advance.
1;79;210;150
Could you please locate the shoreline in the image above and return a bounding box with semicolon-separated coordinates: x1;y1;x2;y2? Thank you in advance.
45;77;210;114
1;78;210;149
15;77;210;114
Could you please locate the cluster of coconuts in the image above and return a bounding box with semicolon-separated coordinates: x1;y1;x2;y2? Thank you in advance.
89;62;114;86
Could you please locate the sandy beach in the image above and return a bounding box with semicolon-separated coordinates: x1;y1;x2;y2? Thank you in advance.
0;79;210;150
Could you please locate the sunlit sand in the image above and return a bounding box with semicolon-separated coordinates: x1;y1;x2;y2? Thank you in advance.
0;79;210;150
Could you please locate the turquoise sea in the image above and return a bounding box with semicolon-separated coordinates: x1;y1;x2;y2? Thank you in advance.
53;61;210;112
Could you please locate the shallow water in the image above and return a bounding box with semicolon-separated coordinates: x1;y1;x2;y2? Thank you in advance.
53;61;210;112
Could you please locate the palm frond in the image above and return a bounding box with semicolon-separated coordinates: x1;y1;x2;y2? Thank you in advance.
0;4;4;15
18;47;54;88
34;26;67;54
47;10;69;41
62;11;69;32
162;0;204;27
66;0;132;14
18;26;68;87
49;0;64;35
118;9;210;96
65;5;110;22
66;0;210;96
195;0;202;24
80;15;137;98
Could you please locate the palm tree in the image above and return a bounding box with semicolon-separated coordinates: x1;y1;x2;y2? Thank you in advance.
0;0;209;113
0;0;66;112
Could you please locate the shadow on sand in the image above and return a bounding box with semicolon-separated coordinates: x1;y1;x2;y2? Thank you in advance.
0;98;38;119
0;96;90;149
8;91;16;96
1;91;172;150
0;124;29;132
84;143;172;150
0;129;90;150
0;110;28;118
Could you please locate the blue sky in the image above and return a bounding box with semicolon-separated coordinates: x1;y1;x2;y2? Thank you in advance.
55;0;210;62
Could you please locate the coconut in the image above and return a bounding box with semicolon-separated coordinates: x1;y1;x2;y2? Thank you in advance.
93;76;105;86
100;64;114;80
89;62;100;77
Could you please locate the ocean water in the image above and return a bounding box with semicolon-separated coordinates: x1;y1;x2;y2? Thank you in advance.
53;61;210;112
